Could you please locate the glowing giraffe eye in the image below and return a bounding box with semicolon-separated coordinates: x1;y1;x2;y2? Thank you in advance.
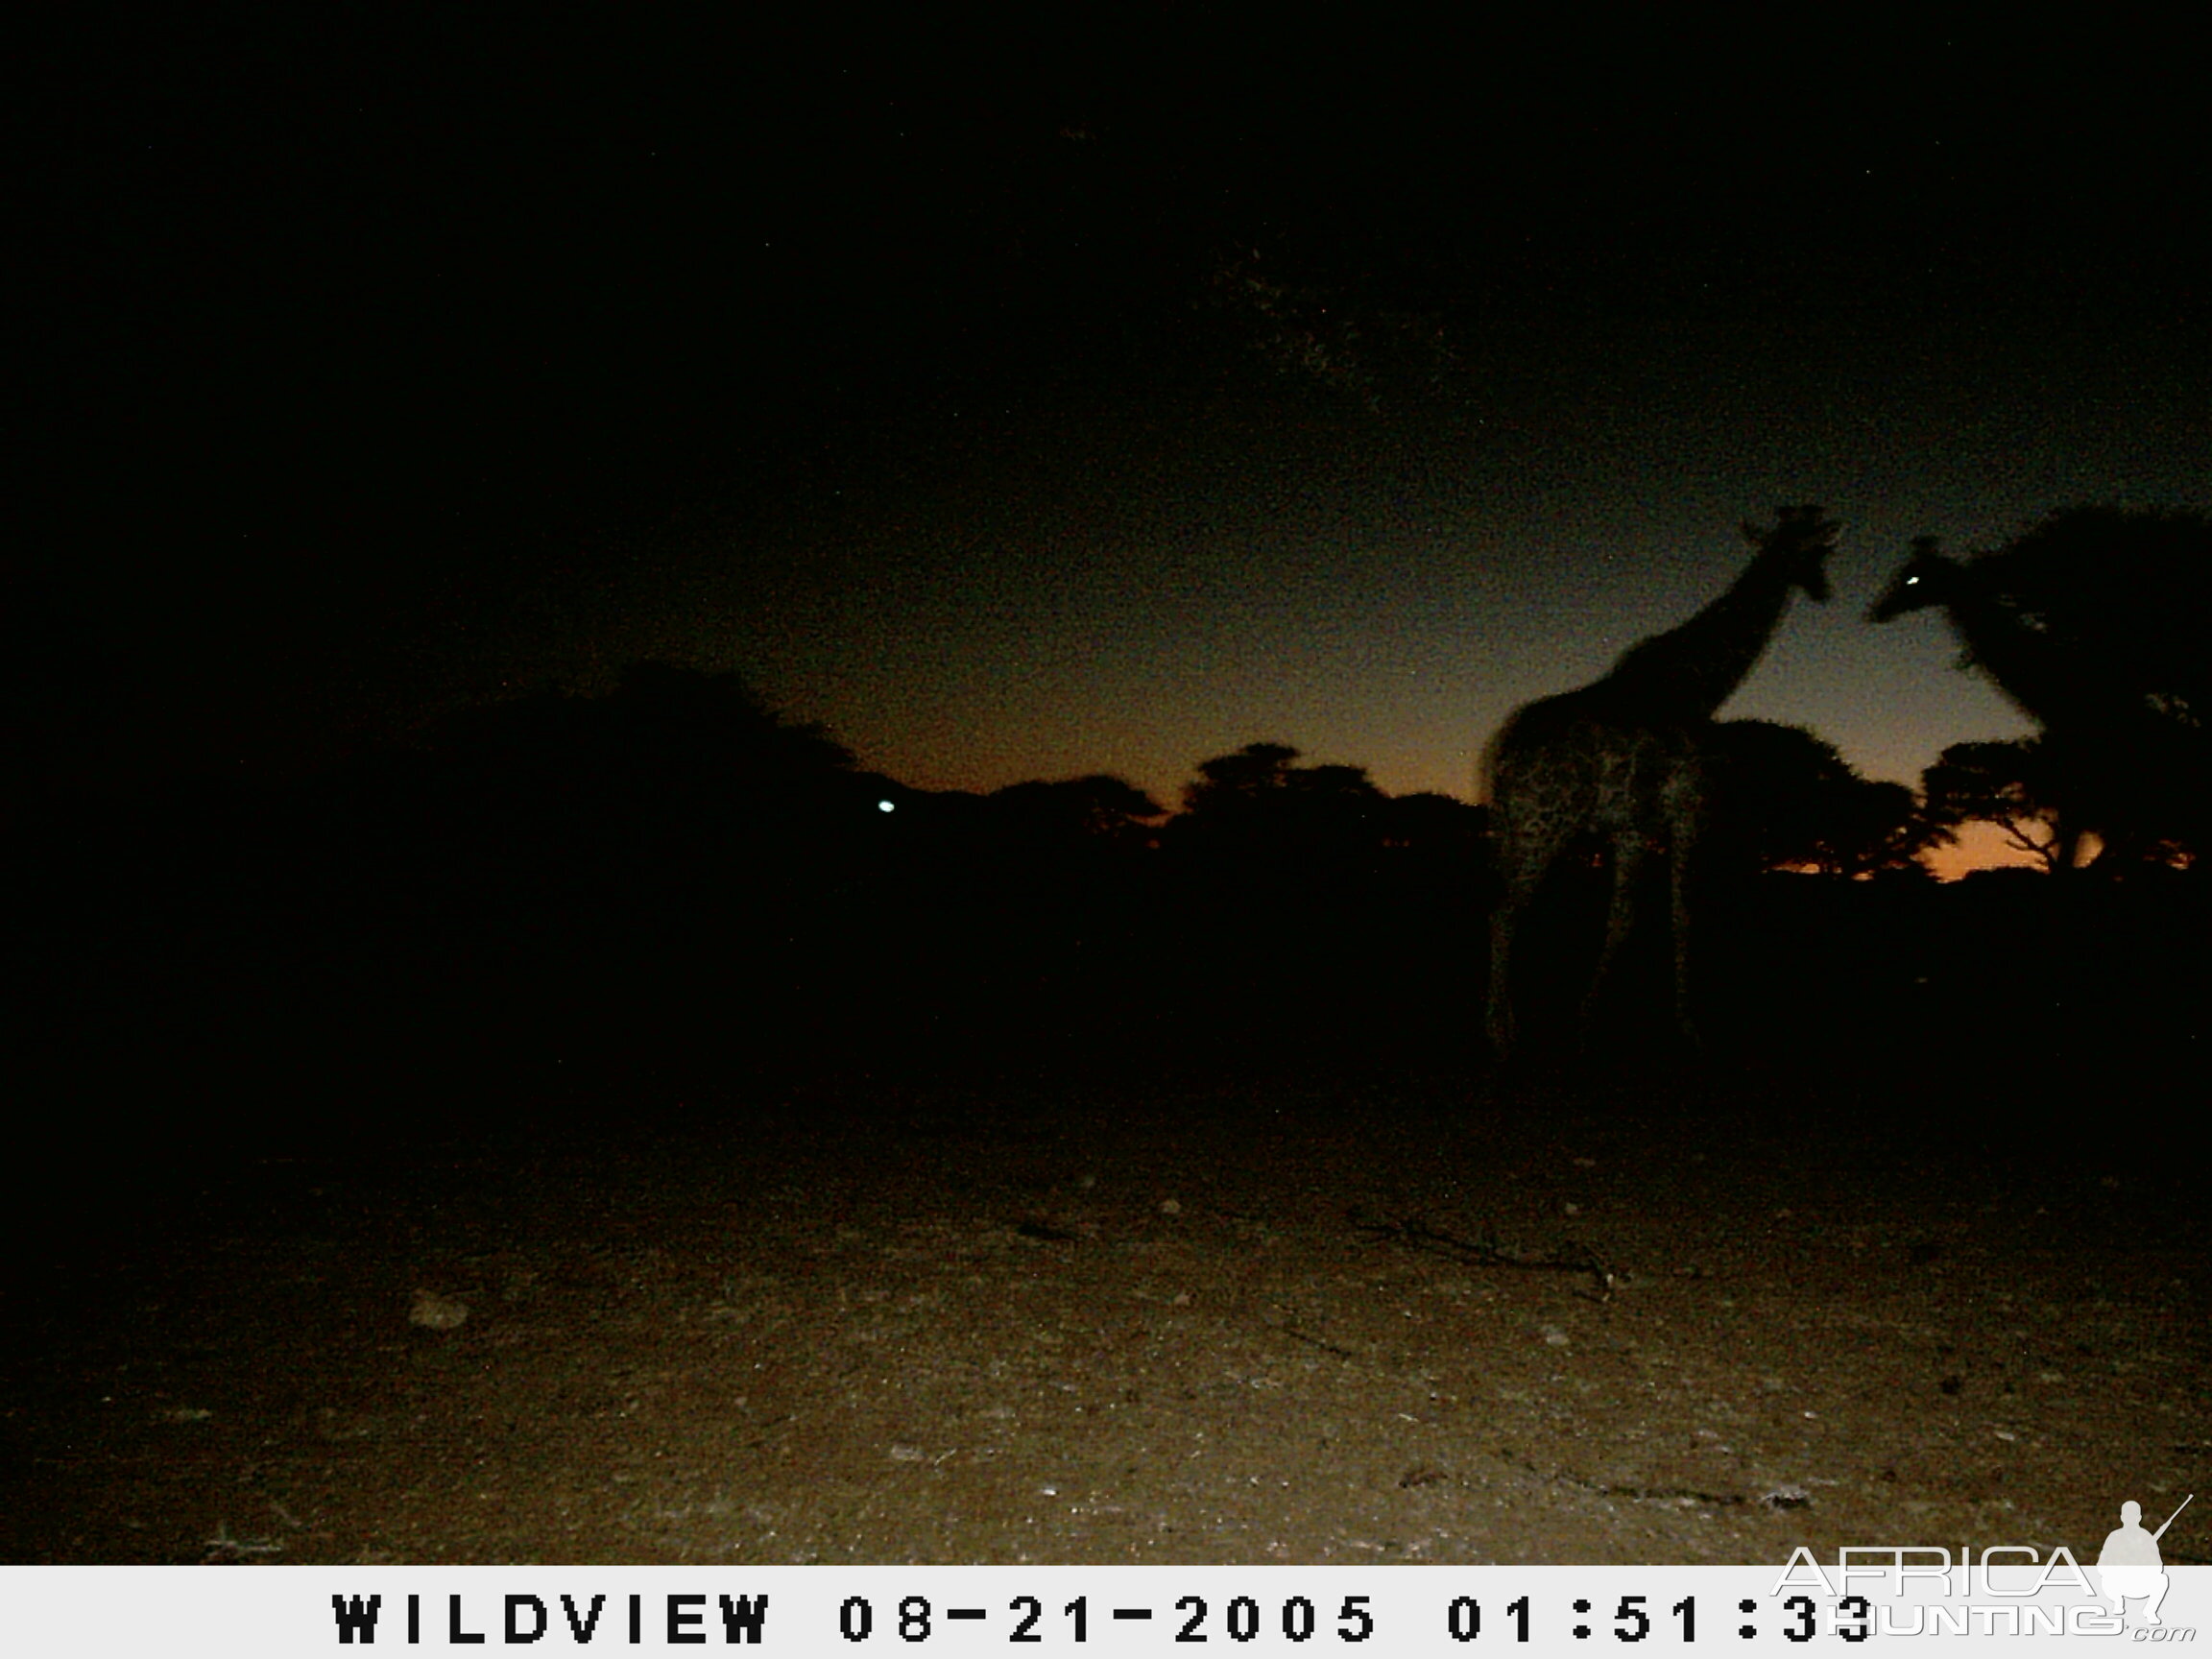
1904;575;1919;585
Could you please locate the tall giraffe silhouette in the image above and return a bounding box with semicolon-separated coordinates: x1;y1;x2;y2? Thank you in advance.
1869;535;2173;871
1482;506;1839;1052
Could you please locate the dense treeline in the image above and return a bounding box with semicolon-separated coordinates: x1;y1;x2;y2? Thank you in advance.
6;505;2209;1234
8;661;2201;1142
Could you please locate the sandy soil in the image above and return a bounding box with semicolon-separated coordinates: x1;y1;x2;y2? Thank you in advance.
3;1071;2204;1566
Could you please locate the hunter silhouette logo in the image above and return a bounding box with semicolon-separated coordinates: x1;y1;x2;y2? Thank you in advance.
2099;1493;2192;1626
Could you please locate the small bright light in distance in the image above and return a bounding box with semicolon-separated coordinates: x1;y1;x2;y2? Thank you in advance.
878;800;896;813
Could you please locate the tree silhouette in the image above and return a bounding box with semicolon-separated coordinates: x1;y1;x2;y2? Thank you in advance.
1177;742;1385;818
1372;790;1493;925
1376;789;1489;854
431;662;859;803
1166;741;1392;882
1177;741;1302;815
370;662;885;992
880;774;1166;950
987;775;1166;854
1705;719;1937;878
1919;737;2077;874
1877;508;2212;872
1967;507;2212;733
1960;507;2211;868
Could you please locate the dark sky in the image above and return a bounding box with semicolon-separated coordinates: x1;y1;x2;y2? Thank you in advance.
14;12;2210;868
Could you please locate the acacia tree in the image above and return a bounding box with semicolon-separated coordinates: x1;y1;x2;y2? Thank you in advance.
1706;720;1938;878
1919;738;2072;873
1968;507;2212;734
1174;742;1386;831
1892;507;2212;871
988;775;1166;854
1163;740;1395;898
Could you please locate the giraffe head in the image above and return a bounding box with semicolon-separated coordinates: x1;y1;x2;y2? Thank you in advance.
1867;535;1959;622
1743;505;1838;604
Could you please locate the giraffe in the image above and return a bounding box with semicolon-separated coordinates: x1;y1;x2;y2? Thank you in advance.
1482;506;1839;1053
1868;536;2179;871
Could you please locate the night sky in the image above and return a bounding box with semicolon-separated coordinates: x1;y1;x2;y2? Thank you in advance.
15;13;2210;873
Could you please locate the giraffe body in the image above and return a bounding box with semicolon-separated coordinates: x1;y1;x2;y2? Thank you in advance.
1483;507;1837;1053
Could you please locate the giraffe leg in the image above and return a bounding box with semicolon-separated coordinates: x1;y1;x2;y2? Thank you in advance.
1485;873;1532;1055
1485;833;1557;1056
1582;832;1648;1035
1669;841;1699;1046
1666;787;1702;1047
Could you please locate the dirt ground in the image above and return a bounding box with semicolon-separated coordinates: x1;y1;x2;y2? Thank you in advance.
3;1070;2205;1567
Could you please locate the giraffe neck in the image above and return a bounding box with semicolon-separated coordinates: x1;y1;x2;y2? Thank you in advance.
1927;565;2100;731
1598;547;1803;719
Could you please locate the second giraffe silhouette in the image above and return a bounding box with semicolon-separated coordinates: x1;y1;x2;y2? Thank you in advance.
1483;506;1839;1053
1869;534;2181;873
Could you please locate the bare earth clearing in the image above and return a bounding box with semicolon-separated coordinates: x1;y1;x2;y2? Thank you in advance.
3;1073;2205;1567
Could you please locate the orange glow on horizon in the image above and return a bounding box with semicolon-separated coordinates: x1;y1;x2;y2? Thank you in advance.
1920;819;2052;882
